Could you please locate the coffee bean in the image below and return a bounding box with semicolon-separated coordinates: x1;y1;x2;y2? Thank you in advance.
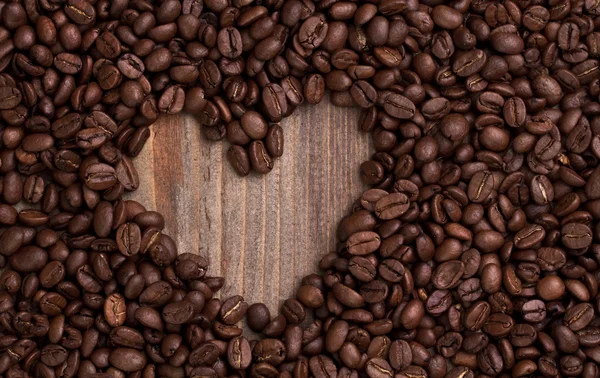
297;285;324;308
116;222;141;256
246;303;270;332
139;280;173;307
241;110;268;140
158;85;185;114
383;94;415;119
262;83;288;121
108;348;146;372
227;145;251;176
432;5;463;30
453;49;487;77
40;344;68;367
253;338;286;365
117;53;145;79
564;303;595;331
365;357;393;378
227;336;252;369
0;87;23;110
104;293;126;327
562;223;593;249
162;300;194;324
299;15;328;49
145;47;172;73
304;74;325;105
220;295;248;325
9;246;48;273
65;0;96;25
350;80;377;108
514;224;546;249
482;313;514;337
375;193;409;220
249;140;273;174
218;27;243;59
477;344;503;375
432;261;465;289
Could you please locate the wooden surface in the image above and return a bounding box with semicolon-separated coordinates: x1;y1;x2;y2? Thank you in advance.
127;97;373;314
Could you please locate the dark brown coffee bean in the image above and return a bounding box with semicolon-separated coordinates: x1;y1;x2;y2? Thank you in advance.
158;85;185;114
453;49;487;77
262;83;288;121
117;53;145;79
350;80;377;108
521;300;546;323
227;145;251;176
248;141;273;174
116;222;141;256
162;300;194;324
304;74;325;105
299;15;328;49
247;303;270;332
65;0;96;25
467;170;494;204
220;295;248;325
218;27;243;59
482;313;514;337
140;281;173;307
253;338;286;365
297;284;324;308
108;348;147;372
375;193;410;220
565;303;595;331
383;94;415;119
241;110;268;140
562;223;593;249
0;87;23;110
228;336;252;369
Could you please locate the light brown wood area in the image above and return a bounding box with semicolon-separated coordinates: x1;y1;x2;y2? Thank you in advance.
127;97;373;314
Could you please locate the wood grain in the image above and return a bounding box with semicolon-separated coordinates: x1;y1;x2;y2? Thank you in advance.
127;97;373;315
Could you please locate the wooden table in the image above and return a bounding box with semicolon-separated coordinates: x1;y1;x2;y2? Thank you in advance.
128;98;373;314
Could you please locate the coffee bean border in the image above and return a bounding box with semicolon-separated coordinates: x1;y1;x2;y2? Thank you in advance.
1;0;600;377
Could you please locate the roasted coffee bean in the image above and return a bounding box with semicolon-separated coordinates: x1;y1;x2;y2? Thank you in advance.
304;74;326;105
104;293;126;327
350;80;377;108
220;295;248;325
217;27;243;59
108;348;147;372
228;336;252;369
241;111;268;140
562;223;593;249
375;193;409;220
253;338;286;365
65;0;96;25
162;300;194;324
383;94;415;119
299;15;328;49
564;303;594;331
249;141;273;174
227;145;251;176
262;83;288;121
453;49;487;77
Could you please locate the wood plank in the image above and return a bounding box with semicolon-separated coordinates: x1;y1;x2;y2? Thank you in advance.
128;98;372;315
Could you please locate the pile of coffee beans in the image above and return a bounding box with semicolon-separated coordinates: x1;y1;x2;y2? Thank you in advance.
2;0;600;377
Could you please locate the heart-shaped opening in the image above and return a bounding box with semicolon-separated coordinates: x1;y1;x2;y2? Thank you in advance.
129;102;370;312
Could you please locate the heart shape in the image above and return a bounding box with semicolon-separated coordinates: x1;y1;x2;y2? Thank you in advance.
130;105;368;309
